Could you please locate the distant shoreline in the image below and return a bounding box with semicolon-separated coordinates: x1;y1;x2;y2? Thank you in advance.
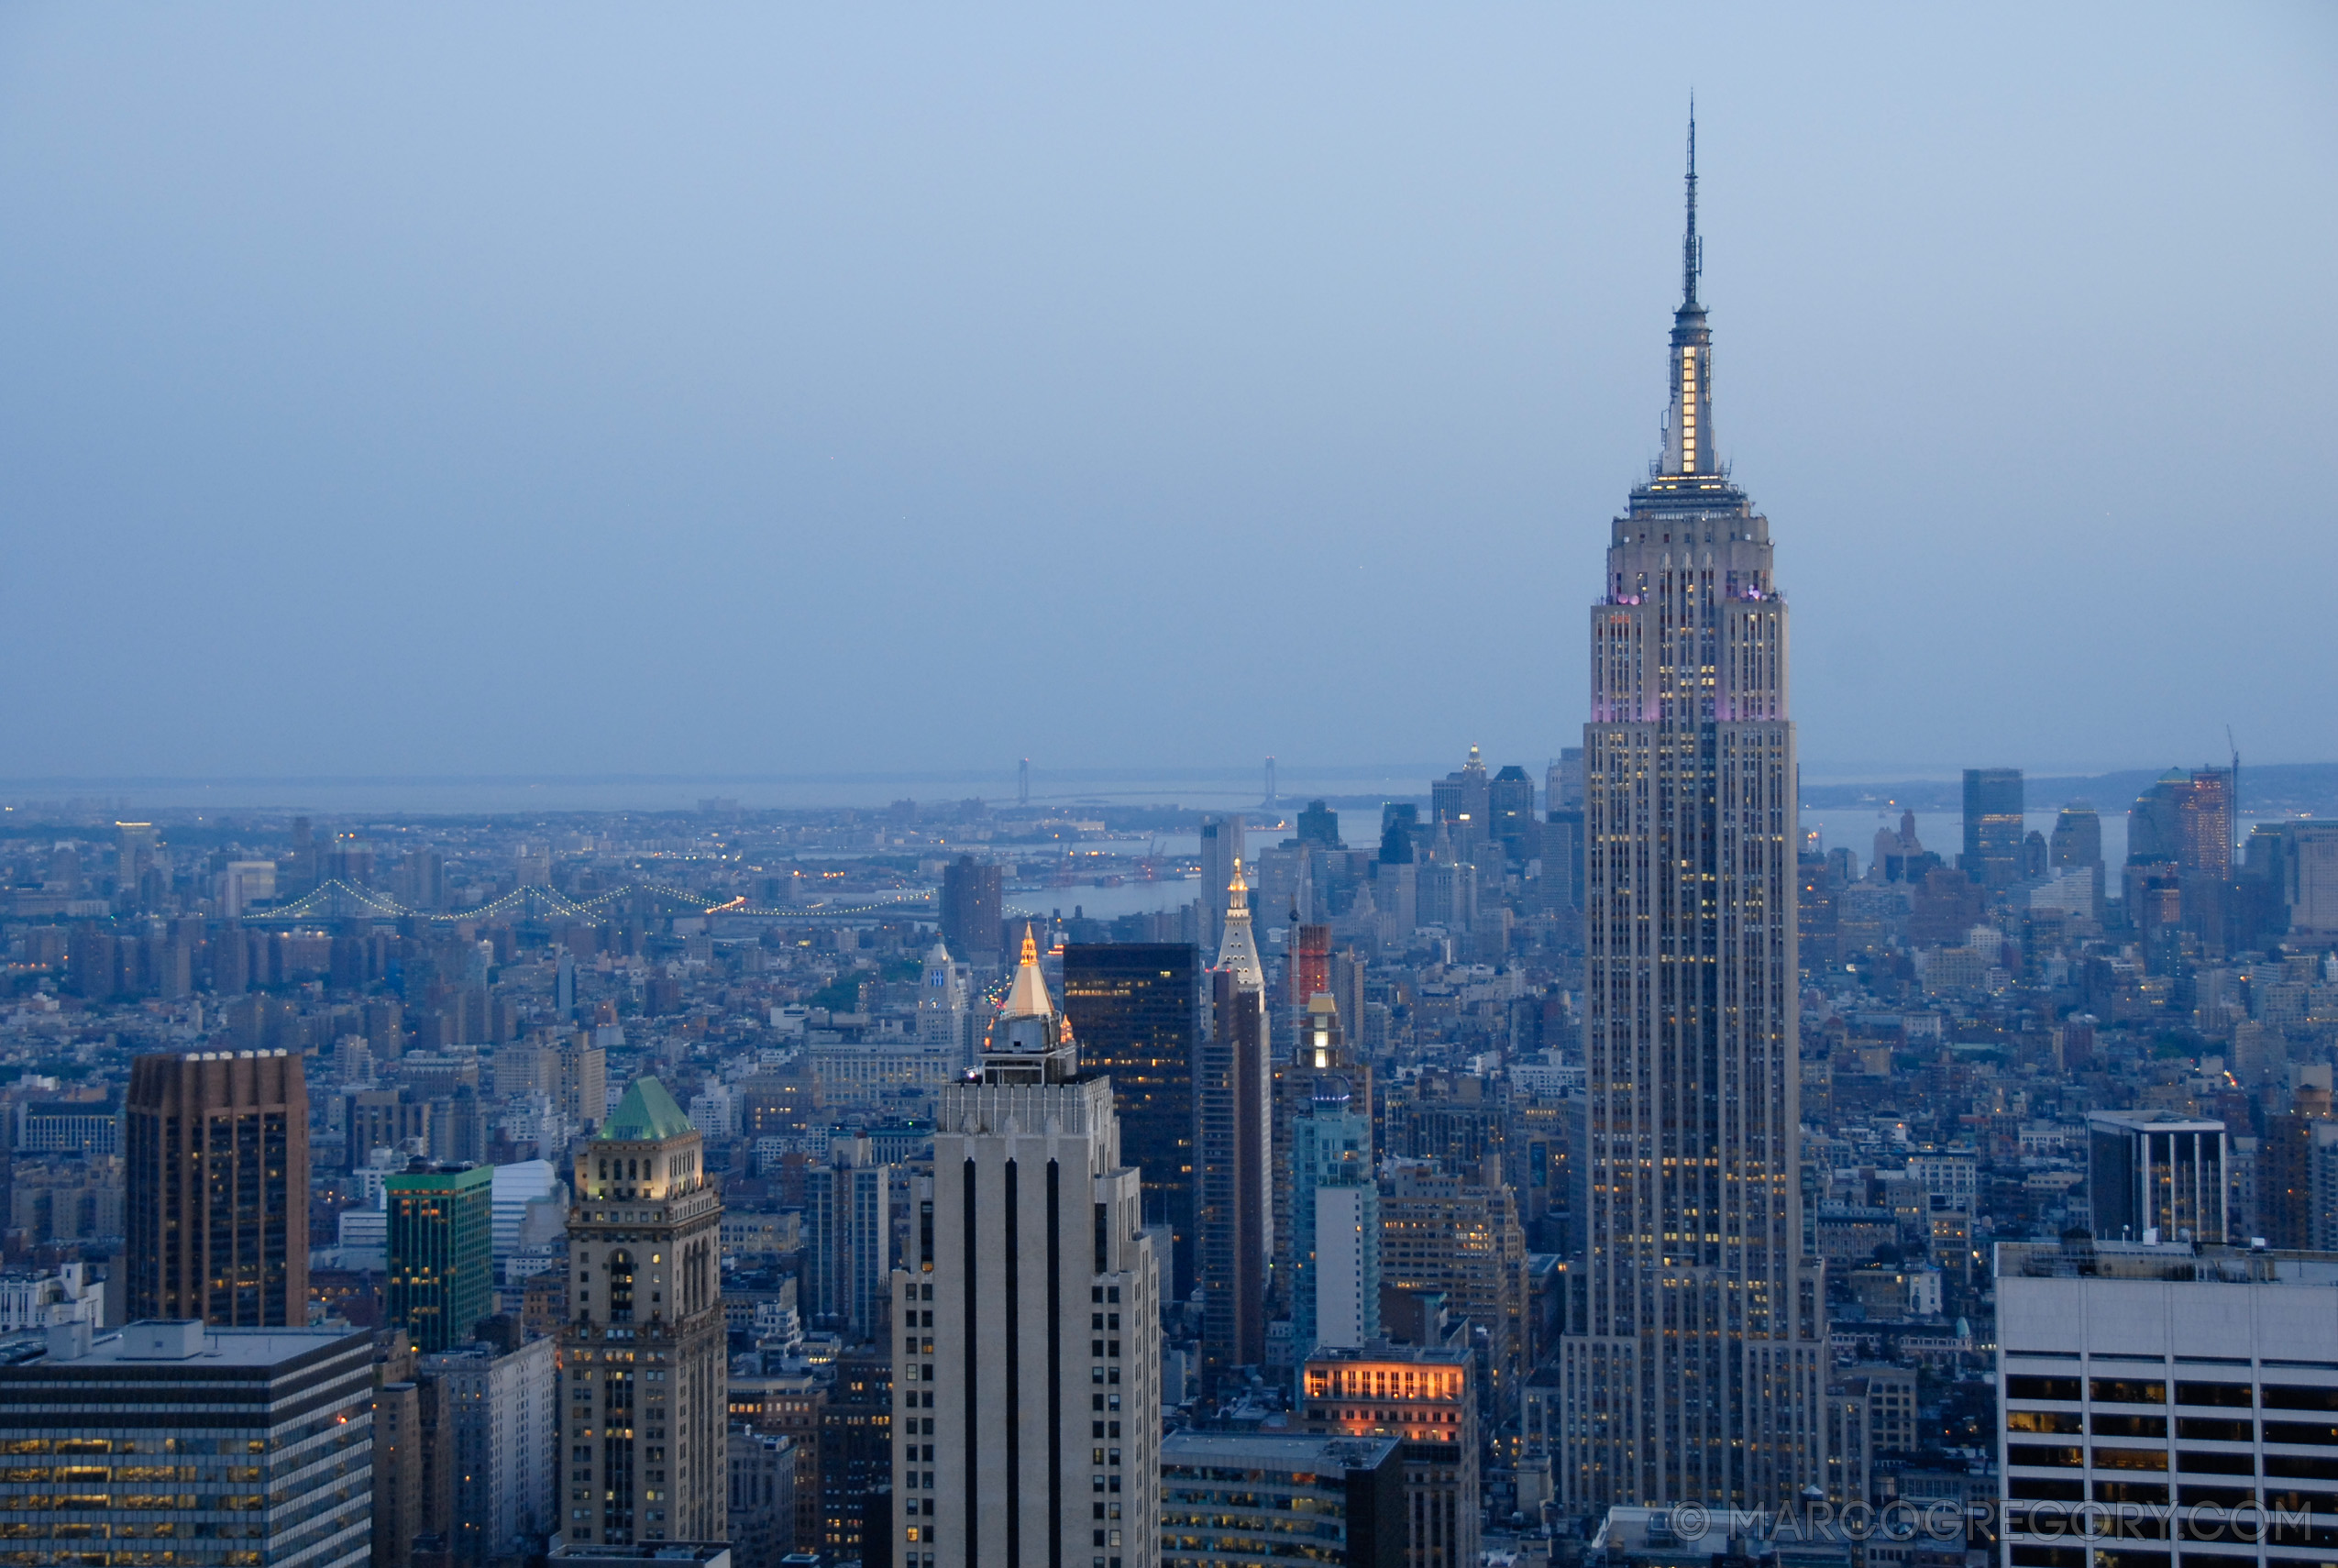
2;759;2331;821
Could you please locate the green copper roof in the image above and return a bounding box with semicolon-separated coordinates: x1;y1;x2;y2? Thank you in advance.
597;1077;694;1143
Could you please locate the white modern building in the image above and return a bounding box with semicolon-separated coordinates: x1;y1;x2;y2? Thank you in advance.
1998;1237;2338;1568
492;1158;565;1269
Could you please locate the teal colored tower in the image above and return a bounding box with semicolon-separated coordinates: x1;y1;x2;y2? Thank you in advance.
385;1161;494;1353
1289;1076;1378;1371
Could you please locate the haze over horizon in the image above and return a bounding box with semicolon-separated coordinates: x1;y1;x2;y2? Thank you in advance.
4;5;2333;790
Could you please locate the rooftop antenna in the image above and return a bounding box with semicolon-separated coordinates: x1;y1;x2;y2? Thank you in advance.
1682;95;1703;312
2226;726;2241;868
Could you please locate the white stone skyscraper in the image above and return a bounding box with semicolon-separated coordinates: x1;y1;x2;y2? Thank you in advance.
896;929;1162;1568
1557;116;1828;1515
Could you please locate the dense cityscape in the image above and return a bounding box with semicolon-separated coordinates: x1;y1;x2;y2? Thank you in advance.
4;65;2336;1568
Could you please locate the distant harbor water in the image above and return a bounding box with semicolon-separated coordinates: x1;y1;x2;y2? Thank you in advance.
0;770;1435;818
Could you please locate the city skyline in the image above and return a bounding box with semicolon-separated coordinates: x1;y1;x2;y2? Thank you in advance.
2;7;2332;784
4;15;2338;1568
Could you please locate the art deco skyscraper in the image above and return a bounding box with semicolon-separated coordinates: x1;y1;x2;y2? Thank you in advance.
561;1078;726;1548
895;930;1161;1568
1558;118;1828;1513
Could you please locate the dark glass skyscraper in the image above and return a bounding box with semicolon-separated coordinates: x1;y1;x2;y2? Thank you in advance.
1489;764;1538;863
1063;941;1204;1297
1960;767;2025;889
940;855;1003;966
1559;119;1827;1513
124;1048;309;1326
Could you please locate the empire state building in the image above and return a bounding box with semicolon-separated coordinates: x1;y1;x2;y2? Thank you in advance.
1557;120;1827;1513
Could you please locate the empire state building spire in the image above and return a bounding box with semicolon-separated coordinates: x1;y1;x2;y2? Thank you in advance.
1681;104;1703;313
1660;105;1716;480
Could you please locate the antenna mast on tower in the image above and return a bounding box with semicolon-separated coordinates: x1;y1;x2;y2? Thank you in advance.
1682;98;1703;310
2227;726;2241;867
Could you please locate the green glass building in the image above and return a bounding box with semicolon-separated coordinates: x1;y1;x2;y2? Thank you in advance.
385;1161;493;1353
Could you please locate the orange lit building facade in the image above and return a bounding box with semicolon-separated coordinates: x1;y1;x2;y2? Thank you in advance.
1299;1346;1476;1568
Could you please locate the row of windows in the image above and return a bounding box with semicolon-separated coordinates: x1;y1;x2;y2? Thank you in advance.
0;1449;259;1463
2010;1477;2338;1512
0;1475;202;1487
2009;1377;2338;1410
2009;1447;2338;1481
0;1554;264;1566
2011;1412;2327;1442
2005;1514;2338;1551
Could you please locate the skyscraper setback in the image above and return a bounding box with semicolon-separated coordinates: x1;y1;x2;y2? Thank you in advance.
1559;119;1827;1512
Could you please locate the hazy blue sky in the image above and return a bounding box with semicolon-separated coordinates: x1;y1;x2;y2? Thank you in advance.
3;5;2332;790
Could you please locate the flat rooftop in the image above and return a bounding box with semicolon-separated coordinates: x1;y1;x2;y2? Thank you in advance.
0;1325;367;1374
1998;1239;2338;1285
1161;1430;1399;1470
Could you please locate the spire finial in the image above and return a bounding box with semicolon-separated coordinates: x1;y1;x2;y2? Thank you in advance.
1000;922;1055;1020
1682;98;1702;312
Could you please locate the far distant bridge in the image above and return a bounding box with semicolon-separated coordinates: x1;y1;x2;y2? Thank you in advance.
240;878;938;926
